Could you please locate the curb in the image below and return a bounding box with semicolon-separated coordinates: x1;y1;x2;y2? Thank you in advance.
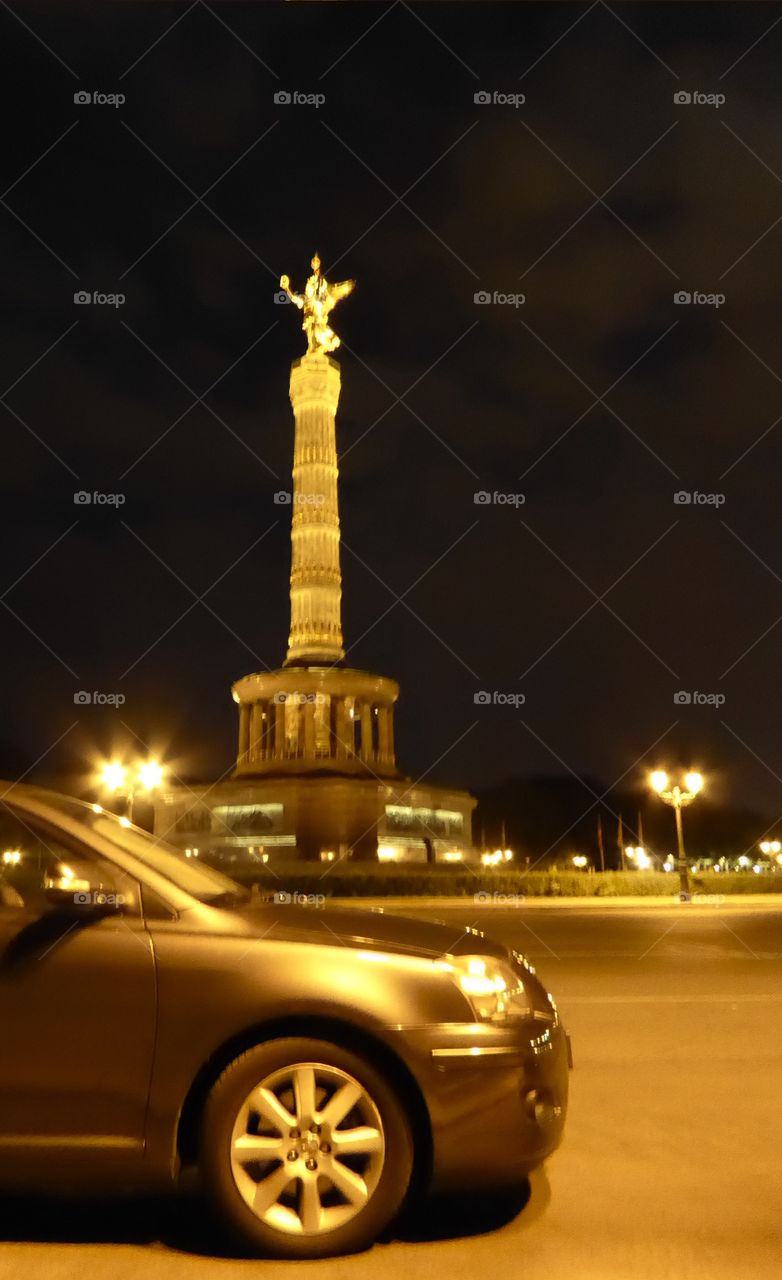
325;894;782;910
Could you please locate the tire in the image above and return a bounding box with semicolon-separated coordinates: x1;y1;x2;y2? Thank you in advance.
199;1037;414;1259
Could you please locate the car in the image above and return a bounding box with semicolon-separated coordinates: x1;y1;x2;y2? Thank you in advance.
0;782;571;1259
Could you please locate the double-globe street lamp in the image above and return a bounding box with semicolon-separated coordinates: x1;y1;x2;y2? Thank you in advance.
98;759;165;824
649;769;704;899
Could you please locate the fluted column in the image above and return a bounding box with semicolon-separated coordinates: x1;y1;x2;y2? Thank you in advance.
238;704;250;763
274;700;286;759
360;702;374;763
332;697;348;758
303;701;316;758
285;353;345;665
385;705;395;764
249;702;264;762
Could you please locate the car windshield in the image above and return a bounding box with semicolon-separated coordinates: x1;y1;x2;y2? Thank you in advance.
25;792;246;904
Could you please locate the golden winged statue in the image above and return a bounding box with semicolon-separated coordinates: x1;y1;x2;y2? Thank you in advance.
279;254;355;354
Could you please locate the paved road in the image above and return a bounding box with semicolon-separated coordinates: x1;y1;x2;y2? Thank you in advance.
1;903;780;1280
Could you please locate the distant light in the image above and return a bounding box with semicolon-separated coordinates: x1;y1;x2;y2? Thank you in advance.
572;854;588;868
2;849;21;865
100;761;127;792
753;864;762;875
443;850;463;862
738;856;750;868
713;863;721;872
635;849;652;869
91;803;103;814
137;760;164;791
378;845;401;862
261;853;269;863
663;860;674;872
684;771;704;795
650;770;669;793
503;849;513;861
118;816;131;828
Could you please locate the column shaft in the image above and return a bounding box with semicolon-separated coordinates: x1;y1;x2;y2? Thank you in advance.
238;704;250;764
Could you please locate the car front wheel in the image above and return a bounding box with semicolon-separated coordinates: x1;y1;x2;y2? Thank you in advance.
200;1037;414;1258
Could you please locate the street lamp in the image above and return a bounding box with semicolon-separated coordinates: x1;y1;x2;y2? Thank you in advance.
572;854;588;868
648;769;704;898
625;845;652;870
98;758;166;822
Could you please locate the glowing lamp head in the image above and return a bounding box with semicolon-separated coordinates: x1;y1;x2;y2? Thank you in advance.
649;770;669;794
100;761;127;792
684;771;704;795
137;760;164;791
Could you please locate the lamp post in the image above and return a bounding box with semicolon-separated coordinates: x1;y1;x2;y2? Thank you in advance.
98;758;165;823
649;769;704;898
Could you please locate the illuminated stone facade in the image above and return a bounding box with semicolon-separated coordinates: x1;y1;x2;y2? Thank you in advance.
154;261;475;863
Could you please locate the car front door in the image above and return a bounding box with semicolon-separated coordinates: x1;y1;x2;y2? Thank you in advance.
0;807;157;1181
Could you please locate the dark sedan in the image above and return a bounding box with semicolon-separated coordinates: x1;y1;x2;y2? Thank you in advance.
0;783;570;1258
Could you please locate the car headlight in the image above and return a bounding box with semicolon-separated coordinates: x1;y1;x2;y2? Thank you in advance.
437;954;531;1023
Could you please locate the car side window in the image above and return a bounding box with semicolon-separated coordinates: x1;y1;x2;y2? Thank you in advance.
0;807;139;917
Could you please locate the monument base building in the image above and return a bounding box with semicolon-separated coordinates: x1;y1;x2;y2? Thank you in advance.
153;258;475;864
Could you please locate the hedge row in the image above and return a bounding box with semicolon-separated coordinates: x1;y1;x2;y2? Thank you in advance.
223;864;781;897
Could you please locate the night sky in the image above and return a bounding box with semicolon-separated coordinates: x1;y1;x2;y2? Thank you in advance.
2;3;782;825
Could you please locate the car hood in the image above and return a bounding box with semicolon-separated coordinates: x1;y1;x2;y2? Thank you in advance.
228;901;509;962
